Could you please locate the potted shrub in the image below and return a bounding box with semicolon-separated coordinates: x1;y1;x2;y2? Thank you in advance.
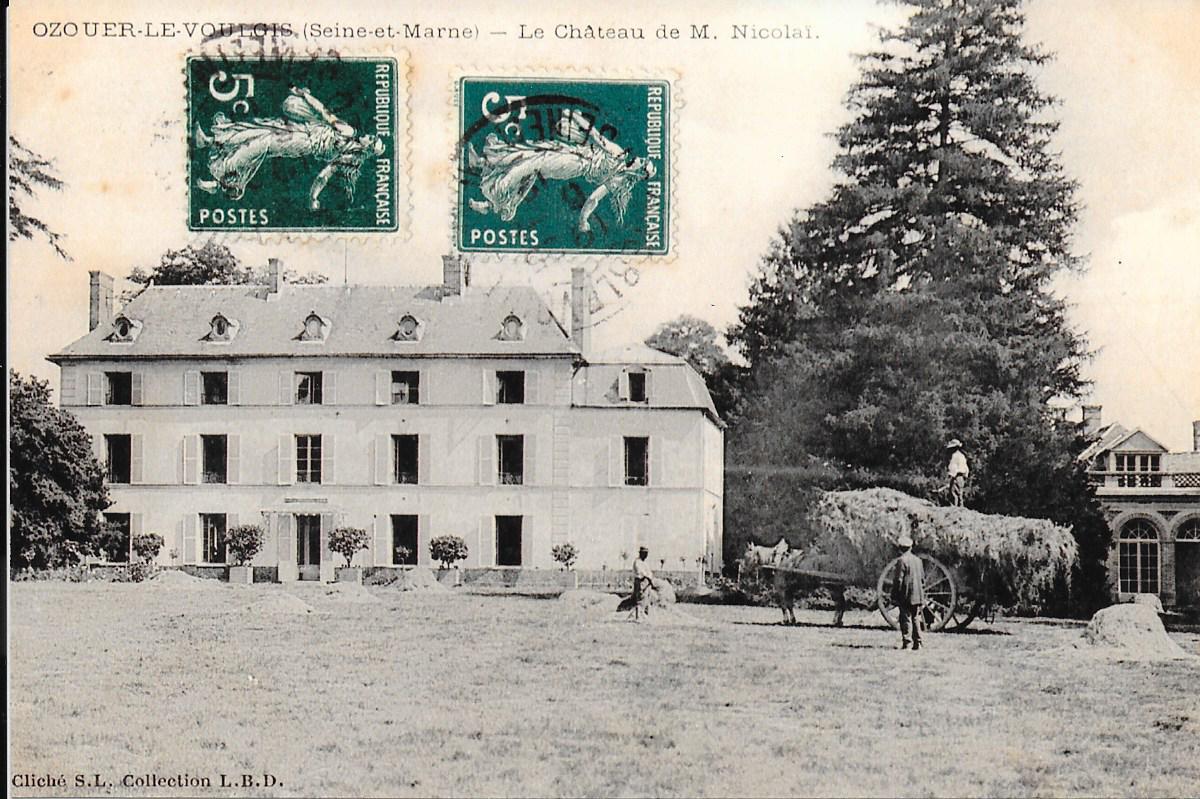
552;542;580;588
429;535;469;586
329;526;370;584
224;524;264;584
128;532;164;582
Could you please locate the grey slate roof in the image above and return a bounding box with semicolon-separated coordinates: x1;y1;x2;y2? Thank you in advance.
50;284;579;359
575;344;720;422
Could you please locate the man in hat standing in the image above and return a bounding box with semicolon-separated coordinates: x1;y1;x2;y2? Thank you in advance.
946;439;969;507
891;536;925;650
632;546;658;617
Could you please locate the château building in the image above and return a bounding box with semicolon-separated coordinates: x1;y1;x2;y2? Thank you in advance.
48;257;724;582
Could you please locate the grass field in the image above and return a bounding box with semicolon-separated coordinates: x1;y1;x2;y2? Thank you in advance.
8;581;1200;797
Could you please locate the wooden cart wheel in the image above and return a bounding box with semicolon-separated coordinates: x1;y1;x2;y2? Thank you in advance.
876;554;957;632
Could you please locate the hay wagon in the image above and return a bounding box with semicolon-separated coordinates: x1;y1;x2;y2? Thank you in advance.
761;555;990;631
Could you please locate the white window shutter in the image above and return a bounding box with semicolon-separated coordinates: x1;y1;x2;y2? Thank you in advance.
374;515;390;567
644;370;654;403
277;513;294;563
183;370;200;405
375;371;390;405
93;433;106;463
609;436;623;487
418;434;430;485
227;434;241;485
228;512;239;531
183;434;199;485
227;371;241;406
479;515;493;567
418;515;431;566
374;435;390;486
650;436;664;488
482;368;495;405
129;372;144;406
130;434;144;484
618;370;630;401
279;372;293;405
323;434;336;485
182;514;197;565
324;371;337;405
524;434;536;486
278;434;294;485
522;516;535;567
60;369;78;406
477;435;494;485
419;369;428;405
525;371;540;405
131;513;144;538
87;372;103;406
320;513;334;565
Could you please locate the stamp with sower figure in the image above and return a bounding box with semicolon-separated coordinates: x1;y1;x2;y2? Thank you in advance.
458;77;670;255
188;55;400;233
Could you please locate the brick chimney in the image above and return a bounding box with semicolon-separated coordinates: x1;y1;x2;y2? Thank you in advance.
1081;405;1102;439
570;266;592;354
442;254;469;297
89;271;113;331
267;257;282;297
1193;420;1200;452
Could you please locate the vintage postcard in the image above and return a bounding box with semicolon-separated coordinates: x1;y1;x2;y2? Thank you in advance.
6;1;1199;797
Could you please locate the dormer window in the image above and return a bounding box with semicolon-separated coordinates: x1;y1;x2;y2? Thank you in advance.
108;314;142;343
620;368;650;403
298;311;329;342
393;314;423;342
498;314;525;342
204;313;239;343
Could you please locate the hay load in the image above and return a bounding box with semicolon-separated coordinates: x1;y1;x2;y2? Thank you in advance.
798;488;1077;614
1075;603;1193;660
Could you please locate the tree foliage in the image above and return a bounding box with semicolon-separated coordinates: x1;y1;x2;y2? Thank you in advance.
125;242;328;297
429;535;469;570
224;524;265;567
8;137;70;259
10;372;110;571
329;526;371;568
725;0;1109;612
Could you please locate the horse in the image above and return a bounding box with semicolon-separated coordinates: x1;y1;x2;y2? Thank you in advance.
767;550;847;627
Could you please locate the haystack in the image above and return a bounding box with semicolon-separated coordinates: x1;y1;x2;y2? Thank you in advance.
796;488;1076;613
1075;603;1193;660
249;592;314;615
559;589;622;613
146;569;224;589
393;567;448;593
318;583;379;603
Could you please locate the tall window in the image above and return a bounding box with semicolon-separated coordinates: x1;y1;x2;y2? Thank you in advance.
624;437;649;486
105;434;132;483
296;372;323;405
497;435;524;485
201;513;227;563
202;435;228;484
496;515;523;566
1118;520;1159;594
202;372;228;405
628;372;648;403
496;371;525;404
391;371;420;405
392;515;418;565
1113;453;1162;487
296;435;322;483
105;372;132;405
102;512;131;562
392;434;419;484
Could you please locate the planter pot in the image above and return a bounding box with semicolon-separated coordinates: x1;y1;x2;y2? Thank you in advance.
228;565;254;585
435;568;462;587
336;567;363;585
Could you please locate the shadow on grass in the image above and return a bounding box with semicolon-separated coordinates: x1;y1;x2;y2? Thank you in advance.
733;620;892;633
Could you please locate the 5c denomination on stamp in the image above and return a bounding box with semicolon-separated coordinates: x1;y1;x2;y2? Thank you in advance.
188;55;400;233
458;77;671;255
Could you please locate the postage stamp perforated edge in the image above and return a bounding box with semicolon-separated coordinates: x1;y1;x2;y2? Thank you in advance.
446;65;683;267
181;41;413;243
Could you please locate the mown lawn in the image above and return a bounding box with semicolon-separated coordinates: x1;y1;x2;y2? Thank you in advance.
8;581;1200;797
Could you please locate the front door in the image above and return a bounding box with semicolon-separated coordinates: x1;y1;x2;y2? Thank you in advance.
496;515;522;567
296;514;321;580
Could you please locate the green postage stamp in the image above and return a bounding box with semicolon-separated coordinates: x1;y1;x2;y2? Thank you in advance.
187;55;400;233
458;77;671;255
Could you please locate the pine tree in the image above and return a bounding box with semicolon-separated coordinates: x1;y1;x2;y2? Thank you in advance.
726;0;1109;611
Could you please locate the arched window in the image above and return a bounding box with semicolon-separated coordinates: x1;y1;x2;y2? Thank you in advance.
298;312;328;342
1176;519;1200;542
1118;519;1159;594
498;314;524;342
108;315;142;343
393;314;422;342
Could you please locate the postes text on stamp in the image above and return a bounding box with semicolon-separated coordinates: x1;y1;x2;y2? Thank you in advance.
188;55;399;233
458;77;670;255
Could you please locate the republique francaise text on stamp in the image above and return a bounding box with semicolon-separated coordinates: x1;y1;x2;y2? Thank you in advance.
457;77;671;255
187;55;400;233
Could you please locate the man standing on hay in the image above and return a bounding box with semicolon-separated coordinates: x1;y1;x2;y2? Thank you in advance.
632;546;658;618
892;536;925;651
946;439;969;507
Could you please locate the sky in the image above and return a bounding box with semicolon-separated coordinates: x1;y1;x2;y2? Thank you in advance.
7;0;1199;450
